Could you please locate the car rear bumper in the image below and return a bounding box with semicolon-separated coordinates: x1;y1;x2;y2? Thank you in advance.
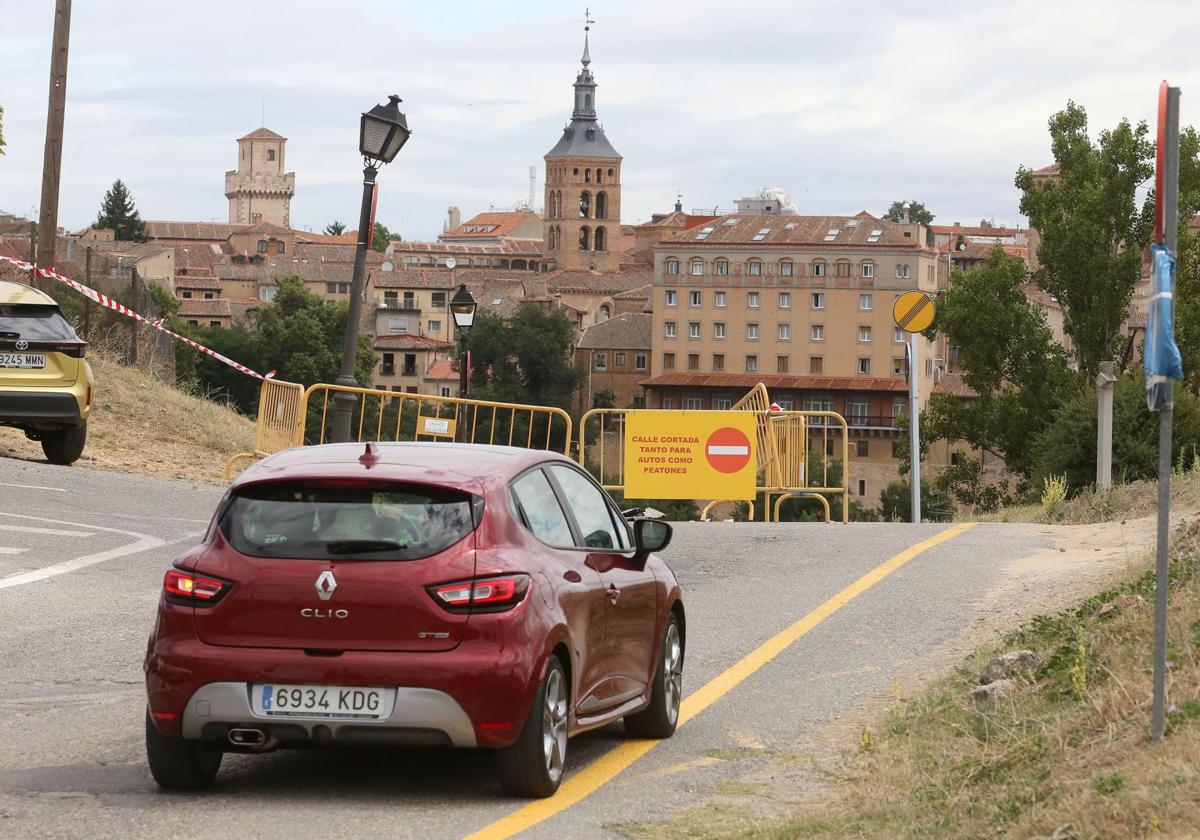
0;385;89;426
181;681;477;748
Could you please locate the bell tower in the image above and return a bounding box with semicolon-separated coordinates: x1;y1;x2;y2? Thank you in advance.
543;15;621;272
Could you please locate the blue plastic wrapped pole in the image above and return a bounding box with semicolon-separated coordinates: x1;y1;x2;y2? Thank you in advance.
1144;243;1183;411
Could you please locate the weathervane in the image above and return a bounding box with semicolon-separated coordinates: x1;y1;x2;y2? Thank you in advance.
584;7;594;30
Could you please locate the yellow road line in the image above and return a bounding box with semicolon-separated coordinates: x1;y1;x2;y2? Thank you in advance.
465;522;978;840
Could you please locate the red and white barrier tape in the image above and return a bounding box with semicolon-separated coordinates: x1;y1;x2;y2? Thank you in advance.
0;256;273;380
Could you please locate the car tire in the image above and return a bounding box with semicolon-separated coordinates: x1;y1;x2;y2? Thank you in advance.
145;710;222;791
497;655;568;798
624;612;683;739
41;422;87;466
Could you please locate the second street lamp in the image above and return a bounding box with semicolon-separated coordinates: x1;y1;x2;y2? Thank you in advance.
450;282;477;443
331;95;411;444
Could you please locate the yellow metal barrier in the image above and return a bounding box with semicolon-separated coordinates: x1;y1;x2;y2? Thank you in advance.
299;383;573;455
226;377;305;480
578;387;850;523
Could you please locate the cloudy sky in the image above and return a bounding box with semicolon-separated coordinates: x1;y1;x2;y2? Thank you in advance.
2;0;1198;241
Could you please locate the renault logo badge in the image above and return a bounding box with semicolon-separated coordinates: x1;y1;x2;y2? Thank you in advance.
315;570;337;601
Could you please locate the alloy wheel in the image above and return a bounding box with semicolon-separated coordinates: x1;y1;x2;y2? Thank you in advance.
663;622;683;726
542;668;568;782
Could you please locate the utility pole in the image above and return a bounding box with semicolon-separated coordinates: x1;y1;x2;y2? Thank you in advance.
36;0;72;286
1096;361;1116;489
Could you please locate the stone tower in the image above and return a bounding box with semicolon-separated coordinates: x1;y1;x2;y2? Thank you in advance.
543;23;622;272
225;127;296;226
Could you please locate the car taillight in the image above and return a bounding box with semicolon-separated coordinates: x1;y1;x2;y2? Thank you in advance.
429;574;530;613
163;569;229;605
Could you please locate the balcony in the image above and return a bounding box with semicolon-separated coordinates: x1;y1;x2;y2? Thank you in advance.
402;365;418;377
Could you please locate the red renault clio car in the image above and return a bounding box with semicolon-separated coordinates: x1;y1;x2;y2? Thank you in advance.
144;442;683;797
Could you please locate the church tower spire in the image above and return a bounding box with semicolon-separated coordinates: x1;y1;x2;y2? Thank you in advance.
542;10;623;273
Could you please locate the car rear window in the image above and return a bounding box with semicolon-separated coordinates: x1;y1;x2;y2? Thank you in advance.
219;480;482;560
0;304;79;342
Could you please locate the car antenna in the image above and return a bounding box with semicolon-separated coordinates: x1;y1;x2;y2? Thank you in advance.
359;441;380;468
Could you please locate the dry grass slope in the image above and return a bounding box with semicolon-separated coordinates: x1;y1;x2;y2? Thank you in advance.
0;352;254;484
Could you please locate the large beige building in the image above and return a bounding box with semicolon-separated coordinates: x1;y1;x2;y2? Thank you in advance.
641;212;943;504
225;128;295;227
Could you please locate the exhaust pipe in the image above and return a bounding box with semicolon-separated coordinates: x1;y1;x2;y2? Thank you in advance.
228;728;266;747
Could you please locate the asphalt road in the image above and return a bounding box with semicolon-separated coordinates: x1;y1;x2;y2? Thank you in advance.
0;456;1048;839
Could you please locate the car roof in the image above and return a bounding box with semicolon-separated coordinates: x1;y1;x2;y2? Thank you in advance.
234;442;574;495
0;280;57;307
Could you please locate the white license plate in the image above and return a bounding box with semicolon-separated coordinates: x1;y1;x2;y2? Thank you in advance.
0;353;46;369
253;684;390;720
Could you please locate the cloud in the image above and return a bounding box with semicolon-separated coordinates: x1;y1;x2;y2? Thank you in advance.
1;0;1198;240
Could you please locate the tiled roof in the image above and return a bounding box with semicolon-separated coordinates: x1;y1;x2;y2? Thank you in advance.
577;313;652;350
175;276;223;290
373;333;454;351
179;298;233;318
293;243;382;265
931;223;1023;238
443;211;538;239
146;221;246;242
174;242;227;274
389;239;543;257
239;127;285;141
639;372;907;392
659;214;921;249
1032;163;1061;176
243;220;294;236
943;241;1028;260
92;241;171;260
613;283;652;300
425;358;458;381
933;371;977;398
373;267;525;290
635;212;720;231
215;260;355;283
544;268;654;295
296;230;359;246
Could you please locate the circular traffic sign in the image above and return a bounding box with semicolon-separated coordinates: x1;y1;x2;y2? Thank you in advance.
706;427;752;474
892;290;935;333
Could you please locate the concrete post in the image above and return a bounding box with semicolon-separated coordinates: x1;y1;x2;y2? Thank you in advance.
1095;361;1116;489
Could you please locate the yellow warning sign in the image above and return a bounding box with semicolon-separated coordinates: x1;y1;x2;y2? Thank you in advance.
892;290;935;333
624;411;757;500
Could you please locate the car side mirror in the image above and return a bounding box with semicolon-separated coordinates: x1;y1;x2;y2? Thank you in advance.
632;518;672;567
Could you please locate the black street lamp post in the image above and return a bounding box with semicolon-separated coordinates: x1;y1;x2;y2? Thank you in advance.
450;282;477;442
331;95;411;444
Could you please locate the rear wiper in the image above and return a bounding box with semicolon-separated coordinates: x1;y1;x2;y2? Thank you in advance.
325;539;407;554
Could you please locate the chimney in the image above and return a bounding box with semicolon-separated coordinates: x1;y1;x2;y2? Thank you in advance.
65;238;77;262
447;206;461;232
901;203;911;224
528;166;537;212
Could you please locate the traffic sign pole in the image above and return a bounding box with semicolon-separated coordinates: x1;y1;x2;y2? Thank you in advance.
909;330;921;524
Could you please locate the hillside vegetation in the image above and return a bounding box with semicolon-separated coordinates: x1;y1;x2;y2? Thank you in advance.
0;352;254;484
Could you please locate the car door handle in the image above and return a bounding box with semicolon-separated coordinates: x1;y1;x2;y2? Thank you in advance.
606;584;621;604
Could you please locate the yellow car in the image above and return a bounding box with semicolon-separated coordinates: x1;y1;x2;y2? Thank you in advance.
0;280;94;464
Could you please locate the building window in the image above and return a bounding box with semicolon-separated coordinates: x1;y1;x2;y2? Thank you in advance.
811;324;825;341
665;258;680;275
747;260;763;276
893;358;906;376
210;320;221;327
382;353;395;374
745;355;758;372
714;290;727;307
896;263;911;279
687;353;700;371
187;320;199;327
579;226;591;250
277;241;285;254
690;259;704;276
747;292;760;308
778;292;791;309
778;323;791;340
713;353;725;371
858;357;872;375
595;191;607;217
713;394;732;410
714;322;726;339
805;394;834;414
894;327;905;343
859;293;873;310
267;149;276;162
256;240;267;253
389;317;409;332
809;356;823;374
776;395;794;410
431;291;447;307
684;394;703;410
181;290;193;299
689;322;701;339
811;292;825;310
856;440;869;457
836;260;851;278
258;286;276;302
858;479;866;496
893;398;907;418
858;326;872;342
615;352;626;366
662;393;674;409
689;290;702;307
635;353;647;370
862;262;875;278
926;358;934;376
715;260;729;276
776;355;789;373
664;321;677;338
848;398;871;424
746;323;759;340
780;261;794;277
204;291;215;300
665;289;678;306
663;352;676;370
441;386;452;397
428;319;441;332
633;395;645;408
811;260;826;277
595;352;607;370
594;226;607;251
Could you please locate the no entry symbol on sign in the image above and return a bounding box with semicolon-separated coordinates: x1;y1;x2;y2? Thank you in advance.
705;427;752;473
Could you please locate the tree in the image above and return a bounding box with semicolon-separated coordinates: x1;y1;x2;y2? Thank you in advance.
466;305;581;411
592;388;615;409
372;222;401;252
95;179;146;241
923;246;1073;477
324;221;346;236
879;480;952;522
883;200;934;226
1015;102;1156;379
